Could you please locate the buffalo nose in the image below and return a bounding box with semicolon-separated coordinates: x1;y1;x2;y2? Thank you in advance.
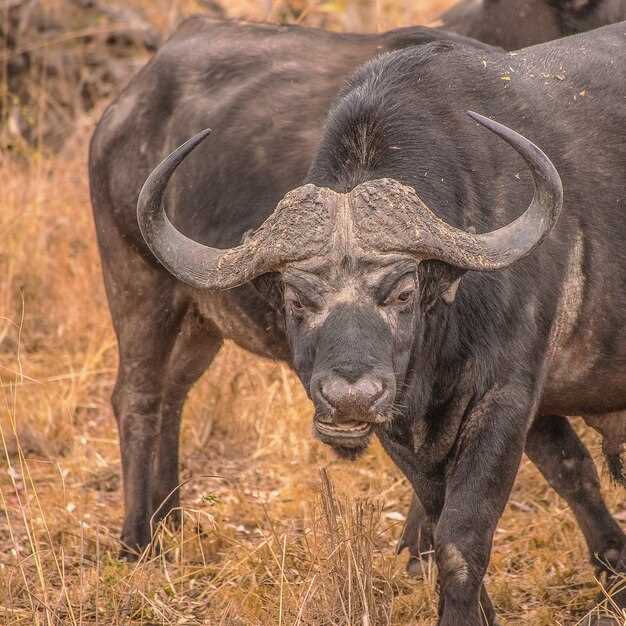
318;374;385;415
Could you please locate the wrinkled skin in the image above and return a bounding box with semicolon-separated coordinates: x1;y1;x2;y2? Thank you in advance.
283;254;420;459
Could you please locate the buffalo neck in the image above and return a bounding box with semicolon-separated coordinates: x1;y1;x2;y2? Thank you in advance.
391;266;520;471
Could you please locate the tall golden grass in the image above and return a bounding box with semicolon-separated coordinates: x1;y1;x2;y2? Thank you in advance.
0;1;625;624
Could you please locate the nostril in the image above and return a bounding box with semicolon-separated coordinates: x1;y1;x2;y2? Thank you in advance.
318;381;331;406
317;375;386;412
318;377;346;409
354;377;384;405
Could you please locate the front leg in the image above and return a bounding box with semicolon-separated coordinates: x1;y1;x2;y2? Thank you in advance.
434;386;531;626
398;494;435;576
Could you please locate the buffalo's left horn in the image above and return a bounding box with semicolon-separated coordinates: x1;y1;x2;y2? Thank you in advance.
137;129;335;289
396;111;563;271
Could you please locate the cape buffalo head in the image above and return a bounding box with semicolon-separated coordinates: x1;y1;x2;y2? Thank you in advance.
137;113;562;458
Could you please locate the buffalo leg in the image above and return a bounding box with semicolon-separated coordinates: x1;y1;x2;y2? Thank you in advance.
526;415;625;572
377;408;507;625
109;273;184;556
110;293;222;556
398;494;434;576
151;308;223;527
402;414;626;575
99;215;209;557
433;390;529;626
526;415;626;620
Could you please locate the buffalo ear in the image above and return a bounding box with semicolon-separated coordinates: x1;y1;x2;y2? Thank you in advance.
439;264;465;305
251;272;283;311
441;276;462;305
418;261;465;308
438;224;474;305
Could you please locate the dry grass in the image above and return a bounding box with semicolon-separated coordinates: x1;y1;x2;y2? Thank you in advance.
1;1;625;624
134;0;456;32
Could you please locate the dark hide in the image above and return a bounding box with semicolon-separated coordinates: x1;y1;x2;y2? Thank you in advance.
441;0;626;49
298;24;626;625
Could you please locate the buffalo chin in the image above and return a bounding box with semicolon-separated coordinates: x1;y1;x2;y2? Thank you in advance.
330;441;370;460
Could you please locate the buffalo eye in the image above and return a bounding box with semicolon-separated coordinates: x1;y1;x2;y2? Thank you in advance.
288;297;305;316
383;275;417;309
283;285;313;319
396;290;414;303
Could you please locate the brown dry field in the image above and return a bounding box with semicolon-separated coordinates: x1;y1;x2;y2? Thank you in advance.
1;1;625;624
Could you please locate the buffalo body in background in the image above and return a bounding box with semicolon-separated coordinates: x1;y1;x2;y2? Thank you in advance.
441;0;626;49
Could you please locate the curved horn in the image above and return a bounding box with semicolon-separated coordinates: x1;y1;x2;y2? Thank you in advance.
137;128;227;289
420;111;563;271
138;129;336;289
355;112;563;271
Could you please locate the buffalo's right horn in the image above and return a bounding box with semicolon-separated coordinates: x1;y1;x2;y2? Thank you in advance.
137;129;336;289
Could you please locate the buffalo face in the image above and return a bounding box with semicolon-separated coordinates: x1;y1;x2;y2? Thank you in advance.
137;113;563;459
282;257;418;457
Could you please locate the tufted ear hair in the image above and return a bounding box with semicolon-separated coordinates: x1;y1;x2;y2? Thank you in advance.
439;225;474;305
441;275;463;305
421;226;475;306
418;261;466;309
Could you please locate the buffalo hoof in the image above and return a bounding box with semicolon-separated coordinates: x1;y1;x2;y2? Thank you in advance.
118;535;154;561
118;546;141;561
406;554;434;578
397;495;434;578
118;541;160;561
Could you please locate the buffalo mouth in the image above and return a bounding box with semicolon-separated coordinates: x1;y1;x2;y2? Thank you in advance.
316;420;373;439
314;419;376;459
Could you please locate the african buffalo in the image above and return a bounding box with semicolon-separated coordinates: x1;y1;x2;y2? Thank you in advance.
89;17;493;557
441;0;626;49
88;3;626;559
137;22;626;626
